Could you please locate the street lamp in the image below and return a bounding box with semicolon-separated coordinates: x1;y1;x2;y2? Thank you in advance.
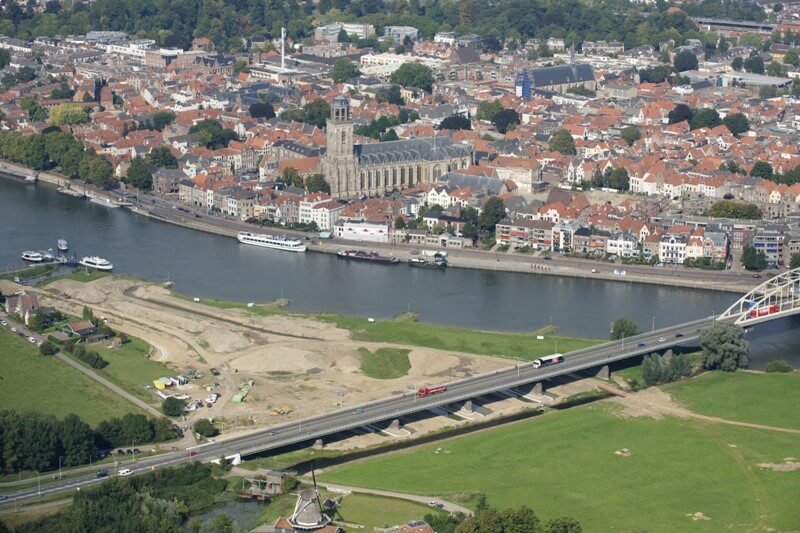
37;471;40;496
652;316;655;332
58;456;63;480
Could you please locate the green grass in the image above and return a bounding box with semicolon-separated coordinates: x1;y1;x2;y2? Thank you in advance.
93;337;173;404
665;371;800;430
322;403;800;531
0;263;58;281
172;291;286;317
323;314;600;361
335;493;443;528
257;493;298;525
39;269;109;285
358;347;411;379
0;327;146;425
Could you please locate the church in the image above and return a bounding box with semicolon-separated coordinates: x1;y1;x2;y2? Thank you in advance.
318;97;473;199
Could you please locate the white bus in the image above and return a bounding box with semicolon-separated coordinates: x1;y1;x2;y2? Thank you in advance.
533;354;564;369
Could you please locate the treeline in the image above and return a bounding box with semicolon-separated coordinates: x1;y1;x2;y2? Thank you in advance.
16;463;227;533
354;108;418;140
0;411;176;474
706;200;762;220
423;499;581;533
3;0;713;53
640;353;692;387
0;130;115;189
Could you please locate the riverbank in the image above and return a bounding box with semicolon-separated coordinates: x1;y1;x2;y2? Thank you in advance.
0;163;756;294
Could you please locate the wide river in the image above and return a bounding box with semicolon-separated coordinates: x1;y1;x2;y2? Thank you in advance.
1;178;798;367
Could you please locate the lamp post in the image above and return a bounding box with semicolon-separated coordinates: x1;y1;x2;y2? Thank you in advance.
652;316;655;332
37;471;40;496
58;456;63;480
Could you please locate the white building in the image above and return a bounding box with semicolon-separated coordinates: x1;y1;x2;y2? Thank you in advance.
315;23;375;42
384;26;419;43
434;32;457;46
606;231;639;258
659;234;688;264
334;220;390;243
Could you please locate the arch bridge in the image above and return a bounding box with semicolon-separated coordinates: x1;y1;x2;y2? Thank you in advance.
718;267;800;326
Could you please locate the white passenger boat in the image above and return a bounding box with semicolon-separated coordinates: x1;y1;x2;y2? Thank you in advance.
78;256;114;271
57;239;68;252
237;231;307;253
21;251;43;262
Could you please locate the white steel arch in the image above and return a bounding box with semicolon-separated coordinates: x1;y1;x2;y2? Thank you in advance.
718;268;800;325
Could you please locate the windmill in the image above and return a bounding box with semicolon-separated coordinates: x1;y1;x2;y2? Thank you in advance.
287;462;332;530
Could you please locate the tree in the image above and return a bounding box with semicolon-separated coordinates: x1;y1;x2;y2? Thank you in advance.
305;173;330;193
741;244;768;271
731;56;744;71
478;197;506;233
543;517;583;533
548;129;576;155
233;60;249;74
200;513;238;533
193;419;218;438
0;49;9;70
706;201;762;219
767;61;787;77
722;112;749;136
390;62;434;92
689;108;721;130
673;50;698;72
248;102;275;119
15;66;36;84
744;55;765;74
162;397;186;417
280;475;300;493
492;108;520;134
610;317;640;340
750;160;773;179
152;111;176;131
381;128;399;141
78;155;115;188
476;99;504;122
124;158;153;191
439;114;471;130
759;85;778;99
641;353;662;387
668;103;693;124
189;119;238;149
331;58;361;83
145;147;178;168
621;126;641;146
790;252;800;269
337;28;349;43
282;167;304;188
699;322;748;371
301;99;331;129
784;49;800;67
499;506;540;532
394;216;406;229
377;85;404;105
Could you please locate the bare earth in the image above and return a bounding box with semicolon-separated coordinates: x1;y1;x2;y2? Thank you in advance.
37;277;514;433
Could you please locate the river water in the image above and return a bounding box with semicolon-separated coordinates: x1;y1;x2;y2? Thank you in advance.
1;177;798;367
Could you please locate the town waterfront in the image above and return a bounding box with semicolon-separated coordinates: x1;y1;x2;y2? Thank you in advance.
1;177;798;367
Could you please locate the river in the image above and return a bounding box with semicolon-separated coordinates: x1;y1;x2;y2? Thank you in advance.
1;177;798;368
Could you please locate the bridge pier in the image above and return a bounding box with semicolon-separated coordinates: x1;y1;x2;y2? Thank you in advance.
313;439;324;450
533;382;543;395
595;365;610;381
462;400;474;413
388;419;402;431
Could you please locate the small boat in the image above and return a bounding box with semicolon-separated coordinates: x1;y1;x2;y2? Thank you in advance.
57;239;68;252
78;256;114;271
39;249;55;262
24;174;37;183
408;257;447;269
21;251;44;262
90;196;120;208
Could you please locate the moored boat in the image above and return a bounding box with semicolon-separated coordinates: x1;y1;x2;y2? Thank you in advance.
78;256;114;271
21;251;43;263
337;250;400;264
408;257;447;268
237;231;307;253
57;239;68;252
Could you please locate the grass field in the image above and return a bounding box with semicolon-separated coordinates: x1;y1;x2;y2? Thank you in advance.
358;347;411;379
93;337;173;404
0;327;145;425
666;371;800;430
0;263;57;281
39;269;109;285
334;493;444;528
172;291;285;317
323;314;600;361
322;402;800;531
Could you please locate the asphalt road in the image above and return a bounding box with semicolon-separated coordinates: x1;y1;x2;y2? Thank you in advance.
1;313;721;507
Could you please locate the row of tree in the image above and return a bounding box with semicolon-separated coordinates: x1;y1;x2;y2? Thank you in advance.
426;499;581;533
354;108;419;140
0;130;115;188
667;104;750;135
0;411;175;474
641;352;692;387
705;200;763;220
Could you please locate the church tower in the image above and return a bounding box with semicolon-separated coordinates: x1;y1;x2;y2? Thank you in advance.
323;96;357;197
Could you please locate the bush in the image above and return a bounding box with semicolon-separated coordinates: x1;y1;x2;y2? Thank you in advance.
73;347;109;369
280;475;300;494
193;419;218;438
39;341;58;356
162;397;186;417
765;360;793;373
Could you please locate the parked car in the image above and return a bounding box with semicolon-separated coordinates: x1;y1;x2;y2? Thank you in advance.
0;320;7;326
10;327;16;332
0;493;6;501
96;469;109;478
27;336;36;343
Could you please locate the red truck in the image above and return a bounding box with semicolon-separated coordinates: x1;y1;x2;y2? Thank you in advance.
418;385;447;398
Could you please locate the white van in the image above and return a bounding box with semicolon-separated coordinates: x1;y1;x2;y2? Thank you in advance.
117;468;133;477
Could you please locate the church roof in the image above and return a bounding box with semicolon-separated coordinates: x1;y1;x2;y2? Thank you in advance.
528;63;595;87
354;136;472;165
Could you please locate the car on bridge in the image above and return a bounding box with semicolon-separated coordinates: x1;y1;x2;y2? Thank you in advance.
96;469;109;478
637;342;646;347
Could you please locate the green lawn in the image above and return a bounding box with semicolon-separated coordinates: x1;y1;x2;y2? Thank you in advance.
335;493;443;528
0;263;57;281
172;291;285;317
359;347;411;379
39;269;109;285
665;371;800;430
93;336;173;404
322;403;800;531
0;327;146;425
322;314;600;361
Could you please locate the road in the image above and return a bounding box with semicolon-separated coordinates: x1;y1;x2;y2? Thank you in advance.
1;313;723;508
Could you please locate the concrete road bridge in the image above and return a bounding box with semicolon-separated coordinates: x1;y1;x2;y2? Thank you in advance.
3;269;799;506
